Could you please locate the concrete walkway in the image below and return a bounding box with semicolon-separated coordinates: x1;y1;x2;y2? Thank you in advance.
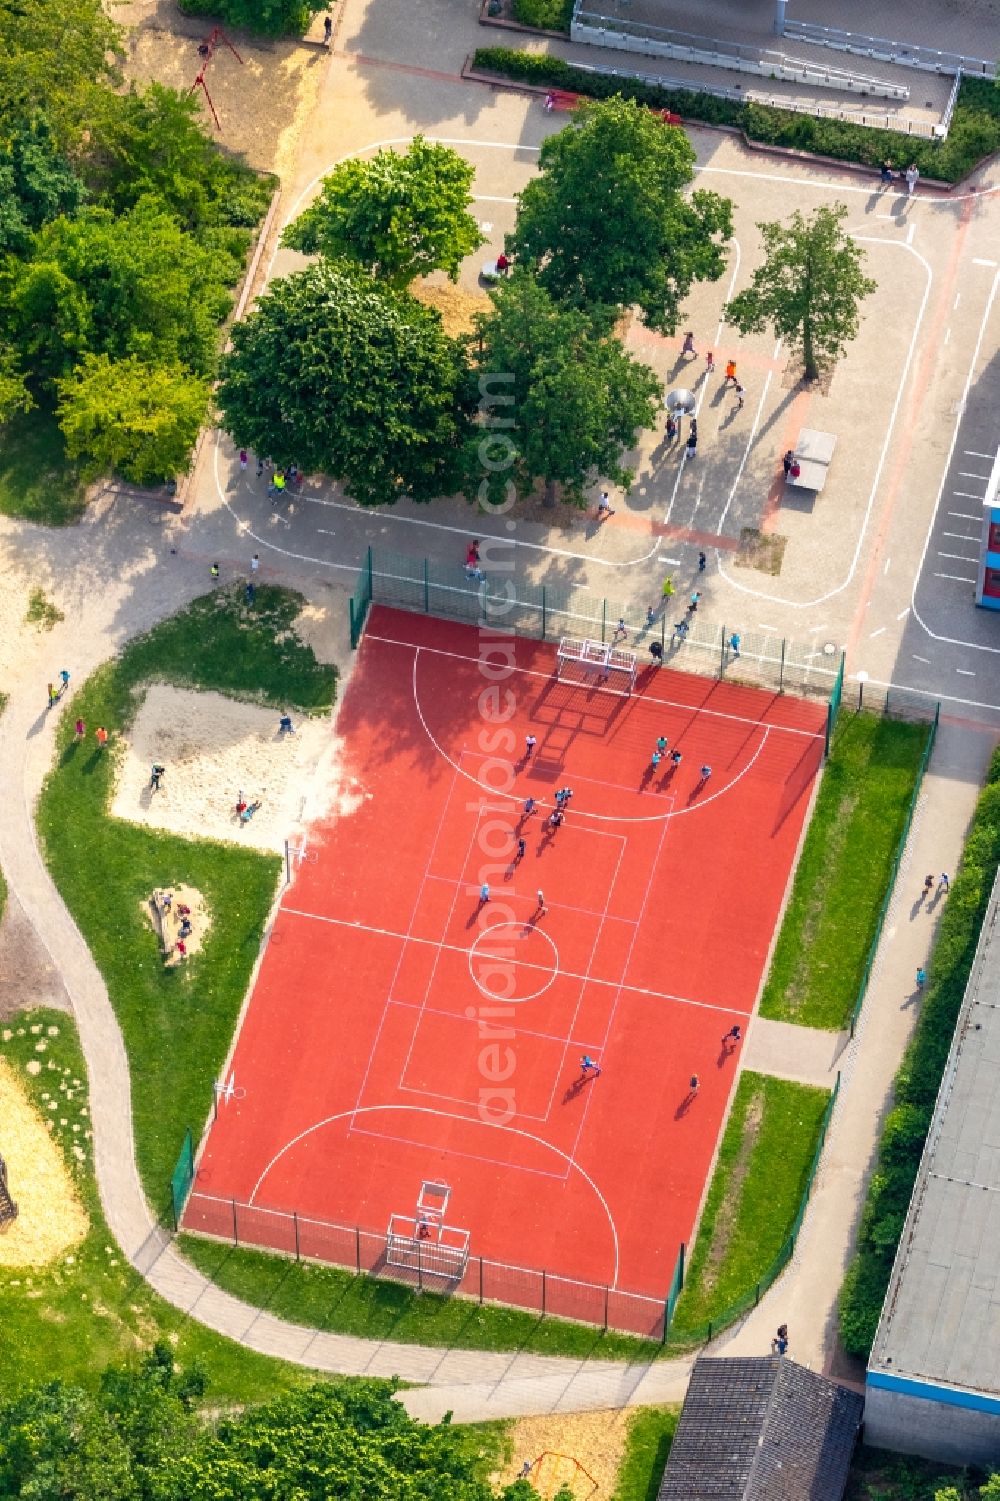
0;539;991;1418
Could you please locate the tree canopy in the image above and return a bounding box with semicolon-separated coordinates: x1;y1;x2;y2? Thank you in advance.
725;203;876;380
217;260;473;506
470;270;660;507
509;97;733;333
283;136;484;289
3;200;239;387
57;355;211;484
0;1347;570;1500
178;0;326;36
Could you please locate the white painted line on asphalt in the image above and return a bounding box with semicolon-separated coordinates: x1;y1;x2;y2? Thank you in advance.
883;557;891;574
869;626;887;638
952;490;986;500
314;509;662;568
943;327;951;346
912;654;931;664
662;556;682;565
757;623;779;632
933;571;976;582
936;550;979;562
664;239;743;527
942;532;979;542
720;237;932;609
907;223;916;246
958;472;990;481
948;511;982;520
972;258;998;267
954;293;961;310
897;608;910;621
808;623;827;633
863;674;1000;714
957;668;976;676
965;451;995;461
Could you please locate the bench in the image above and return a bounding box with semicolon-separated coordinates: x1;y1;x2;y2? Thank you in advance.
544;90;584;111
786;427;838;494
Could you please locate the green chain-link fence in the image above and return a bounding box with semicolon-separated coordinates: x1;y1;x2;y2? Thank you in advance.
170;1128;195;1231
348;545;845;708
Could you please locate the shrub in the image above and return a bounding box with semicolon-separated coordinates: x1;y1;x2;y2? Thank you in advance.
839;748;1000;1356
472;49;1000;183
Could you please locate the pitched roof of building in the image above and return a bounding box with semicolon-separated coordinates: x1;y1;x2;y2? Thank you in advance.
658;1355;864;1501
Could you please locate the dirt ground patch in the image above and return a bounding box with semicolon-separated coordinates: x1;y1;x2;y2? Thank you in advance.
412;278;492;337
0;1055;89;1267
0;891;72;1022
698;1086;765;1297
109;684;350;853
111;0;326;177
492;1409;632;1497
734;526;787;575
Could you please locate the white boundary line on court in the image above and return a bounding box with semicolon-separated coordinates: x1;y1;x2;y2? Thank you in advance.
248;1103;622;1285
717;236;934;608
280;906;743;1017
399;639;781;823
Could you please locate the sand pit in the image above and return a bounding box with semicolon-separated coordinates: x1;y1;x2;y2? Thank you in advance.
411;279;492;337
492;1409;634;1497
0;1057;88;1267
110;685;350;853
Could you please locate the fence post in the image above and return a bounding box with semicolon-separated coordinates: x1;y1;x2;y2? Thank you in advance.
349;597;356;649
284;839;291;886
423;557;429;614
366;544;373;603
779;637;786;693
604;1282;609;1331
232;1199;239;1247
825;701;833;758
541;585;547;641
293;1211;300;1261
601;600;606;644
660;613;666;654
720;625;726;676
418;1239;424;1293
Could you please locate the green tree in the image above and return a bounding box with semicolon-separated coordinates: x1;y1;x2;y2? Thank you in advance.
0;0;123;150
0;115;86;256
217;260;472;506
725;203;876;380
284;136;484;289
509;96;733;332
57;354;210;483
0;350;32;424
86;83;271;229
3;200;237;386
177;0;327;36
470;270;659;507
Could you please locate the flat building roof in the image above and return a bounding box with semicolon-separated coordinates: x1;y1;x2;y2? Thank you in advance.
869;872;1000;1398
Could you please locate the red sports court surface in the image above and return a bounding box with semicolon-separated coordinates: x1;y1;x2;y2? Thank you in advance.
188;607;825;1322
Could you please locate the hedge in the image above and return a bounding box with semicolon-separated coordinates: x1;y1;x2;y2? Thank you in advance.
472;50;1000;185
839;746;1000;1357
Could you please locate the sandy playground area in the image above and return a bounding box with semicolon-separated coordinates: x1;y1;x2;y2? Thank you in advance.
110;685;359;853
0;1055;88;1268
491;1409;637;1498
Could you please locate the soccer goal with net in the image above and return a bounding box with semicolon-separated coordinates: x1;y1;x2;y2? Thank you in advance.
386;1180;470;1282
555;637;637;696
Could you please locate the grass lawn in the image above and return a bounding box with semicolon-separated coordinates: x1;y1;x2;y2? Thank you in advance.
179;1235;662;1362
0;1008;311;1402
670;1072;831;1341
760;713;930;1030
0;406;89;525
36;587;336;1213
613;1407;678;1501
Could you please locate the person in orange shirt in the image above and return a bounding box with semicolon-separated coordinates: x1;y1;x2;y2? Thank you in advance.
95;726;108;750
724;358;738;386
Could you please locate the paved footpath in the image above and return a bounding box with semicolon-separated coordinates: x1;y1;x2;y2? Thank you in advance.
0;521;991;1417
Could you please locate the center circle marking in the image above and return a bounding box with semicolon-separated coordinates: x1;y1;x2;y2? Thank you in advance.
467;921;559;1003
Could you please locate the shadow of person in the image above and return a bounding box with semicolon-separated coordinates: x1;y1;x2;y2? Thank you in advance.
674;1090;696;1119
